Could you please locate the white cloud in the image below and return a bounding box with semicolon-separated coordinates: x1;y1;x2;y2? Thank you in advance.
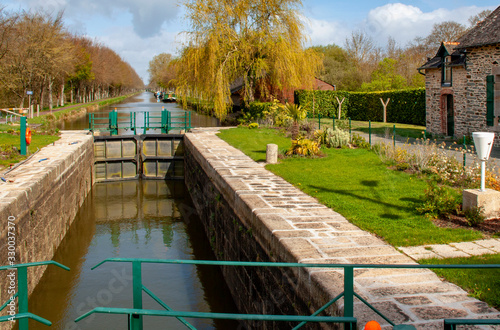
303;17;351;47
94;25;181;82
362;3;496;46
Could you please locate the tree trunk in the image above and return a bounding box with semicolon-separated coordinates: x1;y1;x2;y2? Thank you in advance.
48;76;53;112
60;79;65;107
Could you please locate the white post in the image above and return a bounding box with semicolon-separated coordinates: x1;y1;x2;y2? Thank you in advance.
481;161;486;191
472;132;495;192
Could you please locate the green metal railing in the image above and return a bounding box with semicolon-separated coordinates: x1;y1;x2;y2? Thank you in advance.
88;109;191;135
0;261;70;329
74;258;500;330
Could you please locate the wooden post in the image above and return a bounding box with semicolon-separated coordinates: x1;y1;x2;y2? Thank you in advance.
335;96;345;120
380;98;390;123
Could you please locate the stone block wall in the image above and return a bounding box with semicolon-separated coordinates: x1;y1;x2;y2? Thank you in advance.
425;44;500;145
184;128;500;329
0;131;94;319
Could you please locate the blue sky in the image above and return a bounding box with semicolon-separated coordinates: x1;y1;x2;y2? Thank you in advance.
3;0;498;82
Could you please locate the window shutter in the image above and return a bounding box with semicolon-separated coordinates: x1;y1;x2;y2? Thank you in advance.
486;75;495;126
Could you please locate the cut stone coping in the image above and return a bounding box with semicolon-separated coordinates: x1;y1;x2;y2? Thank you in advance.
399;238;500;261
186;127;500;329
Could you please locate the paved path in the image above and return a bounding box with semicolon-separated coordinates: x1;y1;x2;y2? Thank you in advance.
354;131;500;168
188;128;500;329
399;238;500;261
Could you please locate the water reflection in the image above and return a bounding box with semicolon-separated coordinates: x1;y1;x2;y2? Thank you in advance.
28;180;237;329
58;92;220;132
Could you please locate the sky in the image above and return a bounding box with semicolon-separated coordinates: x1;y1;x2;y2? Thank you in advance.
3;0;498;83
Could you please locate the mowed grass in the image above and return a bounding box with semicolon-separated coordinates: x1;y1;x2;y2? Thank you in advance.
0;133;60;169
217;127;291;162
218;127;482;246
420;254;500;309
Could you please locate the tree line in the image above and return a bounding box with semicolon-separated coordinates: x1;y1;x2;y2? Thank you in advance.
315;9;492;92
0;8;144;110
147;1;492;120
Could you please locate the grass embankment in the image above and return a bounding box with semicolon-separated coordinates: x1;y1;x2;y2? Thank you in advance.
421;255;500;309
306;118;427;140
217;127;482;247
0;134;59;169
0;94;134;171
218;126;498;309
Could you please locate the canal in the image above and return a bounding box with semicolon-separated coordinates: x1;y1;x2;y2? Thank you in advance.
28;94;239;329
58;92;220;132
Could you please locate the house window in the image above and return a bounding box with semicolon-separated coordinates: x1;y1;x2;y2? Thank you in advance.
442;56;452;87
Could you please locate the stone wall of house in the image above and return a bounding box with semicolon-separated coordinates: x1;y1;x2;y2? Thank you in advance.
425;44;500;145
465;45;500;145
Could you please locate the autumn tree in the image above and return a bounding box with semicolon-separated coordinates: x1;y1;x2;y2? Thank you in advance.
148;53;176;89
468;9;492;27
176;0;322;120
311;44;360;91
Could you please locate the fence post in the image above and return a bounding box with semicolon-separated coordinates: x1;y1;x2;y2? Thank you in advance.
349;118;351;142
344;266;354;319
318;114;321;130
20;116;27;156
143;112;147;135
17;266;29;329
131;260;143;330
133;112;137;135
332;116;336;130
369;120;371;146
393;124;396;147
463;136;467;169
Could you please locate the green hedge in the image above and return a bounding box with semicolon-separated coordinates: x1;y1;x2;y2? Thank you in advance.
295;88;425;125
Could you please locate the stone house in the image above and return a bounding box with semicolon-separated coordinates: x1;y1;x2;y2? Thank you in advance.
418;6;500;145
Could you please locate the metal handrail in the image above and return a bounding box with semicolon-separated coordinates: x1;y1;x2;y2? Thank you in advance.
76;258;499;330
88;110;191;135
0;261;70;329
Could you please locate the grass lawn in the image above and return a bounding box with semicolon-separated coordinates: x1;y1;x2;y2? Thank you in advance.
217;127;292;162
420;254;500;309
0;133;60;170
218;127;482;247
306;118;427;140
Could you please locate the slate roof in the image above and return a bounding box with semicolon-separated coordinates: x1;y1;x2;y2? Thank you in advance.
456;6;500;49
418;42;466;70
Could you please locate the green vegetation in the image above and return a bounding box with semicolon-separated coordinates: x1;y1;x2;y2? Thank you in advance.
420;254;500;309
295;89;425;126
217;127;290;162
0;94;134;170
0;133;59;169
218;127;483;246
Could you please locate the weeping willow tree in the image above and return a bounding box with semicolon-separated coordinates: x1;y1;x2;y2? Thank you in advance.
176;0;322;121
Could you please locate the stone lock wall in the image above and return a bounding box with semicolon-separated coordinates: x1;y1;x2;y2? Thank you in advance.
0;131;94;324
184;134;326;329
184;128;500;329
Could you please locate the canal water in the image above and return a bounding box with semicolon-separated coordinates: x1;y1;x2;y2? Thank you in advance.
58;92;220;132
28;181;239;330
28;94;239;329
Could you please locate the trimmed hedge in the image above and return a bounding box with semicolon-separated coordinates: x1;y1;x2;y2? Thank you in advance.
295;88;425;126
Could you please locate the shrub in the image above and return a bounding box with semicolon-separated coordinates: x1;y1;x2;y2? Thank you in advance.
262;99;291;127
315;128;350;148
463;206;485;227
416;183;461;218
351;133;371;149
295;88;425;126
248;123;259;129
286;138;320;157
